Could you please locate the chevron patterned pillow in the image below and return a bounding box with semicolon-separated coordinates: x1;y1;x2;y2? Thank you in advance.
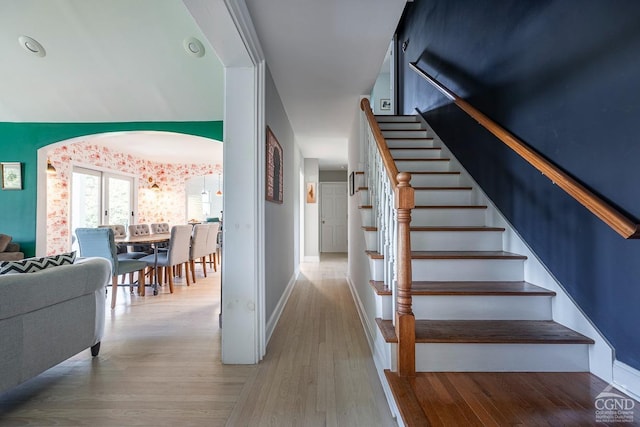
0;252;77;275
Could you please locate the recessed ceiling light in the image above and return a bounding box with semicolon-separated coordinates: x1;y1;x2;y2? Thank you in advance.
18;35;46;57
183;37;205;58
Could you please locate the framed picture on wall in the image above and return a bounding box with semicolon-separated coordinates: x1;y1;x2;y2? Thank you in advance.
1;162;22;190
266;126;283;204
306;182;316;203
348;171;355;196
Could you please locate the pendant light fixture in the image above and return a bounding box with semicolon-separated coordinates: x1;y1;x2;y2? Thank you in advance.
216;173;222;197
201;176;208;203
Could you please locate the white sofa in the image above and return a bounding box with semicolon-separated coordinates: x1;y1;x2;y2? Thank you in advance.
0;257;110;394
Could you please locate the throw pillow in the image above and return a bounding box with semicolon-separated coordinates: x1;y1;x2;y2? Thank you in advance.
0;234;11;252
0;251;76;275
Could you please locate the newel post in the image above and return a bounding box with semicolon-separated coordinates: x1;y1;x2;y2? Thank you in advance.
395;172;415;377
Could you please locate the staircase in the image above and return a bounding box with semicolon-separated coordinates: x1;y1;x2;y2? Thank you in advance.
356;112;596;420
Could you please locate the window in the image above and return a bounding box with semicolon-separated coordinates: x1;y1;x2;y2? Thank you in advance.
71;167;135;233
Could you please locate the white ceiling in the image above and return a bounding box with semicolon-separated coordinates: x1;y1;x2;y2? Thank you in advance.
1;0;406;169
245;0;406;169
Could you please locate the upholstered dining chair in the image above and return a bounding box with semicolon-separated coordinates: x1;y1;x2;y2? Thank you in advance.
150;222;170;251
189;224;209;283
205;222;220;272
128;223;153;254
99;224;147;259
150;223;170;234
75;227;147;309
139;225;192;293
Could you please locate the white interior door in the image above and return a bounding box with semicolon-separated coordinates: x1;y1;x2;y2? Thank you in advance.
320;183;347;252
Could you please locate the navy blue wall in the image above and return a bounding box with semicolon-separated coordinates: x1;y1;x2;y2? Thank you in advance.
398;0;640;370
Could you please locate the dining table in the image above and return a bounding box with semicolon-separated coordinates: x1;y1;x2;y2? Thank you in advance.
115;233;170;295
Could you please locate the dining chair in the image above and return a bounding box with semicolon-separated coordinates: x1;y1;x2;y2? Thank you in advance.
139;225;192;293
189;224;209;283
150;223;170;234
75;227;147;309
128;223;153;254
150;222;170;252
99;224;147;259
205;222;220;272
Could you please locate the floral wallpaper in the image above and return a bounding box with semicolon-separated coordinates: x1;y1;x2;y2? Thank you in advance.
46;141;221;255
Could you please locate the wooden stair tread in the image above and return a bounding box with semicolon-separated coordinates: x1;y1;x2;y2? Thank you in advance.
367;250;525;260
410;226;504;231
410;251;527;260
388;371;630;427
369;280;555;296
409;171;459;175
376;319;595;344
358;205;372;209
396;158;450;162
363;226;505;232
391;147;440;150
411;186;472;190
413;205;487;209
369;280;391;295
355;171;364;175
384;370;429;426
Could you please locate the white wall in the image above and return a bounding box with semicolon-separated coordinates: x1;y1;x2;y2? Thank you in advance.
371;72;391;115
264;65;300;324
304;158;320;261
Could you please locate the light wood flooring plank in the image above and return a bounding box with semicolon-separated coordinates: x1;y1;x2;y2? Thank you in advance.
227;254;396;427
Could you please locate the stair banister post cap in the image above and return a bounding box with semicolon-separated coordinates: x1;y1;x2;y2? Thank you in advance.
360;98;371;111
395;172;415;210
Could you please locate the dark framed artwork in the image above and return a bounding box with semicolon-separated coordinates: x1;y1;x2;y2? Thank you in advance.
348;171;355;196
266;126;283;204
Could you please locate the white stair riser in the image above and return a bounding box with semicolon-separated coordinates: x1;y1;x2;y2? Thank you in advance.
363;230;377;251
411;230;503;251
369;257;384;281
375;116;418;123
412;295;553;320
391;149;442;159
382;130;429;138
377;295;553;321
396;160;450;173
412;259;524;281
386;139;435;149
409;174;460;187
378;122;423;130
360;209;373;227
412;343;590;372
358;189;369;205
412;208;486;226
414;189;471;206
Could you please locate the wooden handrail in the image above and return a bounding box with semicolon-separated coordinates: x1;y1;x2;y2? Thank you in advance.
410;62;640;239
360;98;400;188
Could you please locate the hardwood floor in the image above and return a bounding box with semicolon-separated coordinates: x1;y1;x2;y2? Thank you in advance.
0;254;396;426
387;370;640;426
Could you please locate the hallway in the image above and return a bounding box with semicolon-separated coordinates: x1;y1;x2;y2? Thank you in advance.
0;255;395;426
227;253;395;425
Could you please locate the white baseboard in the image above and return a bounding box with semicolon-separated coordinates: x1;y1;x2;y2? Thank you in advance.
265;271;298;345
303;255;320;262
613;360;640;401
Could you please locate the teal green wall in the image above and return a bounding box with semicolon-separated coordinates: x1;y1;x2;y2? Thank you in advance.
0;121;223;257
